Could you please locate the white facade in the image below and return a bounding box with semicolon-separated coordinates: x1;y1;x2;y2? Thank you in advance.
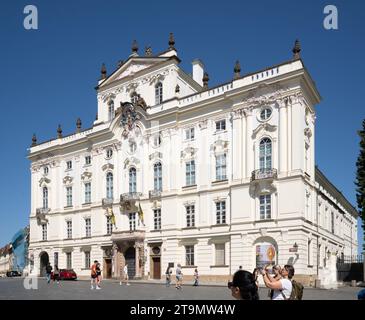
28;39;358;283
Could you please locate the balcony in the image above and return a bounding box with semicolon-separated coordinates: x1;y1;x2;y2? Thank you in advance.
111;230;145;243
120;192;142;202
251;168;278;182
149;190;161;199
36;207;50;215
102;198;114;207
35;208;49;225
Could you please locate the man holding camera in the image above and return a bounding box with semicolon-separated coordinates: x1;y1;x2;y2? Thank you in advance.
261;264;294;300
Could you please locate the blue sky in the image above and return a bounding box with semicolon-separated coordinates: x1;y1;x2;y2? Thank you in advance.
0;0;363;253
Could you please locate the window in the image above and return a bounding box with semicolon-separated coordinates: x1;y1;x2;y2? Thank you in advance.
259;138;272;170
216;201;226;224
42;187;48;209
66;220;72;239
185;160;196;186
154;162;162;191
152;134;162;147
42;224;47;241
84;183;91;204
106;216;113;235
215;119;226;131
108;100;114;121
106;172;113;199
43;167;49;175
129;212;136;231
85;218;91;238
216;154;227;181
259;195;271;220
85;156;91;165
85;252;90;269
185;245;194;266
66;187;72;207
66;252;72;269
131;92;138;105
260;107;272;121
155;82;163;104
106;148;113;159
54;252;58;267
153;208;161;230
185;128;195;140
331;212;334;234
66;161;72;170
129;168;137;193
186;205;195;227
215;243;225;265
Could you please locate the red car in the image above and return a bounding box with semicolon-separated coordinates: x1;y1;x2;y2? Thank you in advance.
51;269;77;280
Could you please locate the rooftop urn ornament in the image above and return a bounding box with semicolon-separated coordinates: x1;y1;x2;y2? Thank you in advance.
234;60;241;79
145;46;152;56
100;63;107;80
175;84;180;94
132;40;139;54
76;118;82;133
292;39;301;59
57;124;63;138
202;72;209;89
31;133;37;147
168;32;175;50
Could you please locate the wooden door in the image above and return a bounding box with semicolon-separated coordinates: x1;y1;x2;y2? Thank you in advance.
153;257;161;279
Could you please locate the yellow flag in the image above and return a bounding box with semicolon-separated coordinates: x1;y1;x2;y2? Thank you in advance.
138;203;144;224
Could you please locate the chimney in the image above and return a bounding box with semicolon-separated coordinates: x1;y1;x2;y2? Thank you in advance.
192;59;204;87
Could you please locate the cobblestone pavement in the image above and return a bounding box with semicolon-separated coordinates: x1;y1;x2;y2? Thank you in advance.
0;278;361;300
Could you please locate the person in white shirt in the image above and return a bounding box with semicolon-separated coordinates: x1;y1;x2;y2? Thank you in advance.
120;264;130;286
261;264;294;300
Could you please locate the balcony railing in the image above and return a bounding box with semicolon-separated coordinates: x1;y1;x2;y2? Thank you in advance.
120;192;142;202
36;207;50;215
149;190;162;199
102;198;114;207
251;168;278;182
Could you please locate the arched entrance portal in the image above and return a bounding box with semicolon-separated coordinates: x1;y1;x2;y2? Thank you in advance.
39;252;49;277
125;247;136;279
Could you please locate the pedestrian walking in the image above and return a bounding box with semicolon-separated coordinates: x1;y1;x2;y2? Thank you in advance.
228;270;259;300
53;264;60;284
165;265;172;287
261;264;293;300
90;260;98;290
96;262;102;289
175;263;183;290
45;262;52;284
121;264;130;286
193;268;199;286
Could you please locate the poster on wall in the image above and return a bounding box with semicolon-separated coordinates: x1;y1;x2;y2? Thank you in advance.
256;244;276;268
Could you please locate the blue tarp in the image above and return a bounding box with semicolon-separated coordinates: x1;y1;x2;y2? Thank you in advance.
10;228;28;272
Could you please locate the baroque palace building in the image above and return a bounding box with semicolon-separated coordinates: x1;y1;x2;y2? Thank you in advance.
28;35;358;284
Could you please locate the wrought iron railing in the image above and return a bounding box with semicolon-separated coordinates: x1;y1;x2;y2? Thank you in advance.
149;190;162;199
251;168;278;181
36;208;50;215
120;192;142;202
102;198;114;207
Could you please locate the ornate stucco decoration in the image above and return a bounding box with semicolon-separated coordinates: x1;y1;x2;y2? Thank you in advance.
304;127;312;138
119;102;141;138
198;119;208;130
81;171;92;181
36;210;48;225
63;175;73;185
211;139;229;154
252;123;277;139
242;86;292;109
126;82;138;93
259;228;268;237
249;180;277;198
102;163;114;171
124;157;140;169
151;200;161;209
149;152;163;161
38;177;51;187
180;147;197;160
141;69;170;85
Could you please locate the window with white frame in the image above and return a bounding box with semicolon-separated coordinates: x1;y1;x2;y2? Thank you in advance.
215;119;226;131
106;148;113;159
106;172;113;199
215;243;225;265
84;251;90;269
260;107;272;121
259;138;272;170
85;218;91;238
129;212;136;231
153;208;161;230
85;155;91;165
186;205;195;227
129;168;137;193
259;194;271;220
185;160;196;186
155;82;163;104
185;128;195;140
42;224;47;241
154;162;162;191
84;183;91;204
66;220;72;239
42;187;48;209
106;216;113;235
108;100;114;121
185;245;194;266
215;154;227;181
66;252;72;269
66;161;72;170
216;201;226;224
66;186;72;207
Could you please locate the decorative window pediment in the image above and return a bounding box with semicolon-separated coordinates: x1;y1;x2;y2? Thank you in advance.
149;152;163;161
81;171;92;181
63;175;73;185
38;177;51;187
180;147;197;160
252;123;277;139
102;163;114;171
124;157;140;169
211;139;229;154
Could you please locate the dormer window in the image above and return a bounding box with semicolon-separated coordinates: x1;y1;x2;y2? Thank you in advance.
131;92;138;105
155;82;163;105
108;100;115;121
215;119;226;132
66;161;72;170
106;148;113;159
43;167;49;175
85;156;91;165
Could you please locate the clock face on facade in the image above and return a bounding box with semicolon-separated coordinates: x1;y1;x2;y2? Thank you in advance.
152;247;160;255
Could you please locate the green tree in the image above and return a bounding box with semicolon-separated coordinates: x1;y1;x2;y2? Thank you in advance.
355;119;365;251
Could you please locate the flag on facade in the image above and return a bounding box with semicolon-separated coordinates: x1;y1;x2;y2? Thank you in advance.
138;203;144;224
108;207;117;227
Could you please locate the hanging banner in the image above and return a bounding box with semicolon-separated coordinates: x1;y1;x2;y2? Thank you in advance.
256;244;276;268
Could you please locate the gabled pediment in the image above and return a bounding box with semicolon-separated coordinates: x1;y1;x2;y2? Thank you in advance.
252;123;277;139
